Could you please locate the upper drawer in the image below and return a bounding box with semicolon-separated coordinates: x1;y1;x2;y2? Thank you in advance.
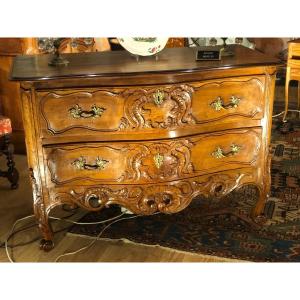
37;76;265;141
44;128;262;186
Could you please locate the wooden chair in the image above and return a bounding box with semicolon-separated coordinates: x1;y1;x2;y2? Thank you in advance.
284;40;300;121
0;116;19;189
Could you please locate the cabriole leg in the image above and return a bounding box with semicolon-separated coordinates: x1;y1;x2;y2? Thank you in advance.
34;204;54;252
252;158;271;223
251;185;268;222
29;168;54;251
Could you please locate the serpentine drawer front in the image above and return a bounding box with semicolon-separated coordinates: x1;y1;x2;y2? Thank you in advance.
11;46;280;251
45;128;261;186
37;75;265;142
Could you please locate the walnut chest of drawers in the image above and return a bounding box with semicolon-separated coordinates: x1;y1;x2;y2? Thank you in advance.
11;46;280;251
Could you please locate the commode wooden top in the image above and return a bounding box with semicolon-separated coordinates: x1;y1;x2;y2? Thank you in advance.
11;45;280;82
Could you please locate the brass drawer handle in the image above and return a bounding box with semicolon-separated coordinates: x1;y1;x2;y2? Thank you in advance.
211;144;241;159
210;96;240;111
69;104;106;119
72;156;109;170
153;90;165;106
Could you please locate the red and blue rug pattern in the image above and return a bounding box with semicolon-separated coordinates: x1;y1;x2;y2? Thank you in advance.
69;116;300;262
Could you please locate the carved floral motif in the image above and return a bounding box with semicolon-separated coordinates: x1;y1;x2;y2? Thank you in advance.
122;139;195;181
52;172;250;215
122;84;196;129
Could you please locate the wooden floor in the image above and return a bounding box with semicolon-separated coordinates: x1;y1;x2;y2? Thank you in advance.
0;155;239;262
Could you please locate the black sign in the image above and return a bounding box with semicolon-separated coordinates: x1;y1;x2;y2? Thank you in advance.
196;50;221;61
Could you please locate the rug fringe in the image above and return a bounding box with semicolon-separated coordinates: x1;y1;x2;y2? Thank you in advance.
66;232;246;262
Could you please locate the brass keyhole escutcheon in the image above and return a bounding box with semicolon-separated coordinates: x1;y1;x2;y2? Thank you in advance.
153;90;165;106
154;153;164;169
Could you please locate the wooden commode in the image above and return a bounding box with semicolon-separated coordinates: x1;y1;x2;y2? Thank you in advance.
10;46;280;251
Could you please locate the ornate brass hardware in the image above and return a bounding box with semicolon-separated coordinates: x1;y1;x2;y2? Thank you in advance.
72;156;109;170
154;153;164;169
210;96;240;111
69;104;106;119
153;90;165;106
211;144;241;159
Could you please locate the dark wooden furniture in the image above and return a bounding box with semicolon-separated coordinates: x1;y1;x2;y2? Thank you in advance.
0;116;19;189
11;46;280;251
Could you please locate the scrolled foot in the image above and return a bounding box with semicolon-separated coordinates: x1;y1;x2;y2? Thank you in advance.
40;239;54;252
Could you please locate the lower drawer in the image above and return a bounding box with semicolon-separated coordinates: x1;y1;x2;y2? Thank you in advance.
44;128;262;186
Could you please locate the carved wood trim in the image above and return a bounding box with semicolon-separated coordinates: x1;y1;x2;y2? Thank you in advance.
50;171;253;215
123;139;195;182
21;89;54;241
29;168;52;239
122;84;196;129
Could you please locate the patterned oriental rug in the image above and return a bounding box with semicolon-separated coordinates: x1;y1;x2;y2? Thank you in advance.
69;115;300;262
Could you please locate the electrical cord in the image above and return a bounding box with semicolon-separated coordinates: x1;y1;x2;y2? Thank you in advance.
272;111;285;118
54;214;142;262
3;225;70;249
4;211;127;262
54;212;160;262
0;210;79;248
272;109;300;119
0;222;37;248
5;215;35;262
49;212;126;225
61;204;79;212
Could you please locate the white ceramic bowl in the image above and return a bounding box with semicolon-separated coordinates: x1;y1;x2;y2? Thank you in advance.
117;37;169;56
